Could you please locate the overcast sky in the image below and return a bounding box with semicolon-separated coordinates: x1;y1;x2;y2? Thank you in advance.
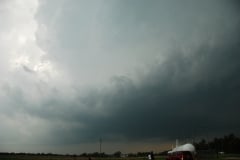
0;0;240;154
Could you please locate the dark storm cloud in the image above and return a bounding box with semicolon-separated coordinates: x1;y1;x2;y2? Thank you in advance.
24;0;240;144
79;42;240;142
37;32;240;144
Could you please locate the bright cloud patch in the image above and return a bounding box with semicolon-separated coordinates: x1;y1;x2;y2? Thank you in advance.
0;0;58;81
0;0;63;147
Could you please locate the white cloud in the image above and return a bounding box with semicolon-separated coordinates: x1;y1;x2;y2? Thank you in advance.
0;0;71;146
0;0;73;94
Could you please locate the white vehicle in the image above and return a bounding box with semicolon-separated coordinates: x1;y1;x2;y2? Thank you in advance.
167;143;196;160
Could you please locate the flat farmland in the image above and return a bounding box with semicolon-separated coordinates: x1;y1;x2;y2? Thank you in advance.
0;155;240;160
0;155;166;160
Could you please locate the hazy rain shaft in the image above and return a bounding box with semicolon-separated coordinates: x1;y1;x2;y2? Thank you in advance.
0;0;240;154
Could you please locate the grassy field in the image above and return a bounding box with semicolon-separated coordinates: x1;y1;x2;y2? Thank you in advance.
0;155;239;160
0;155;165;160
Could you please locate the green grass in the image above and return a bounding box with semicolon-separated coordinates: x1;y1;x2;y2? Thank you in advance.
0;155;239;160
0;155;165;160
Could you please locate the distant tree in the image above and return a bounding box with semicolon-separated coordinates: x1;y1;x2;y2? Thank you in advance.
137;152;148;157
195;139;209;150
194;133;240;154
81;153;87;157
113;151;122;157
158;150;169;156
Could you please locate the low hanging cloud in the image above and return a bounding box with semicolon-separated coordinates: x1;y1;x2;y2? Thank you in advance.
44;39;240;144
31;0;240;144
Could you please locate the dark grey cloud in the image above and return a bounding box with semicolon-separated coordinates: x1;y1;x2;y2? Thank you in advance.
22;0;240;146
28;28;240;145
75;41;240;142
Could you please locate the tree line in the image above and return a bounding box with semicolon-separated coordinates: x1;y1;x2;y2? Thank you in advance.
1;134;240;157
193;133;240;154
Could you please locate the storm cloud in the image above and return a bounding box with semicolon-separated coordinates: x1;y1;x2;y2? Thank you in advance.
0;0;240;154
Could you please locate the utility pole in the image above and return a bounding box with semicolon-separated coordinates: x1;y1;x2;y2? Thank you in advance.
99;138;102;154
